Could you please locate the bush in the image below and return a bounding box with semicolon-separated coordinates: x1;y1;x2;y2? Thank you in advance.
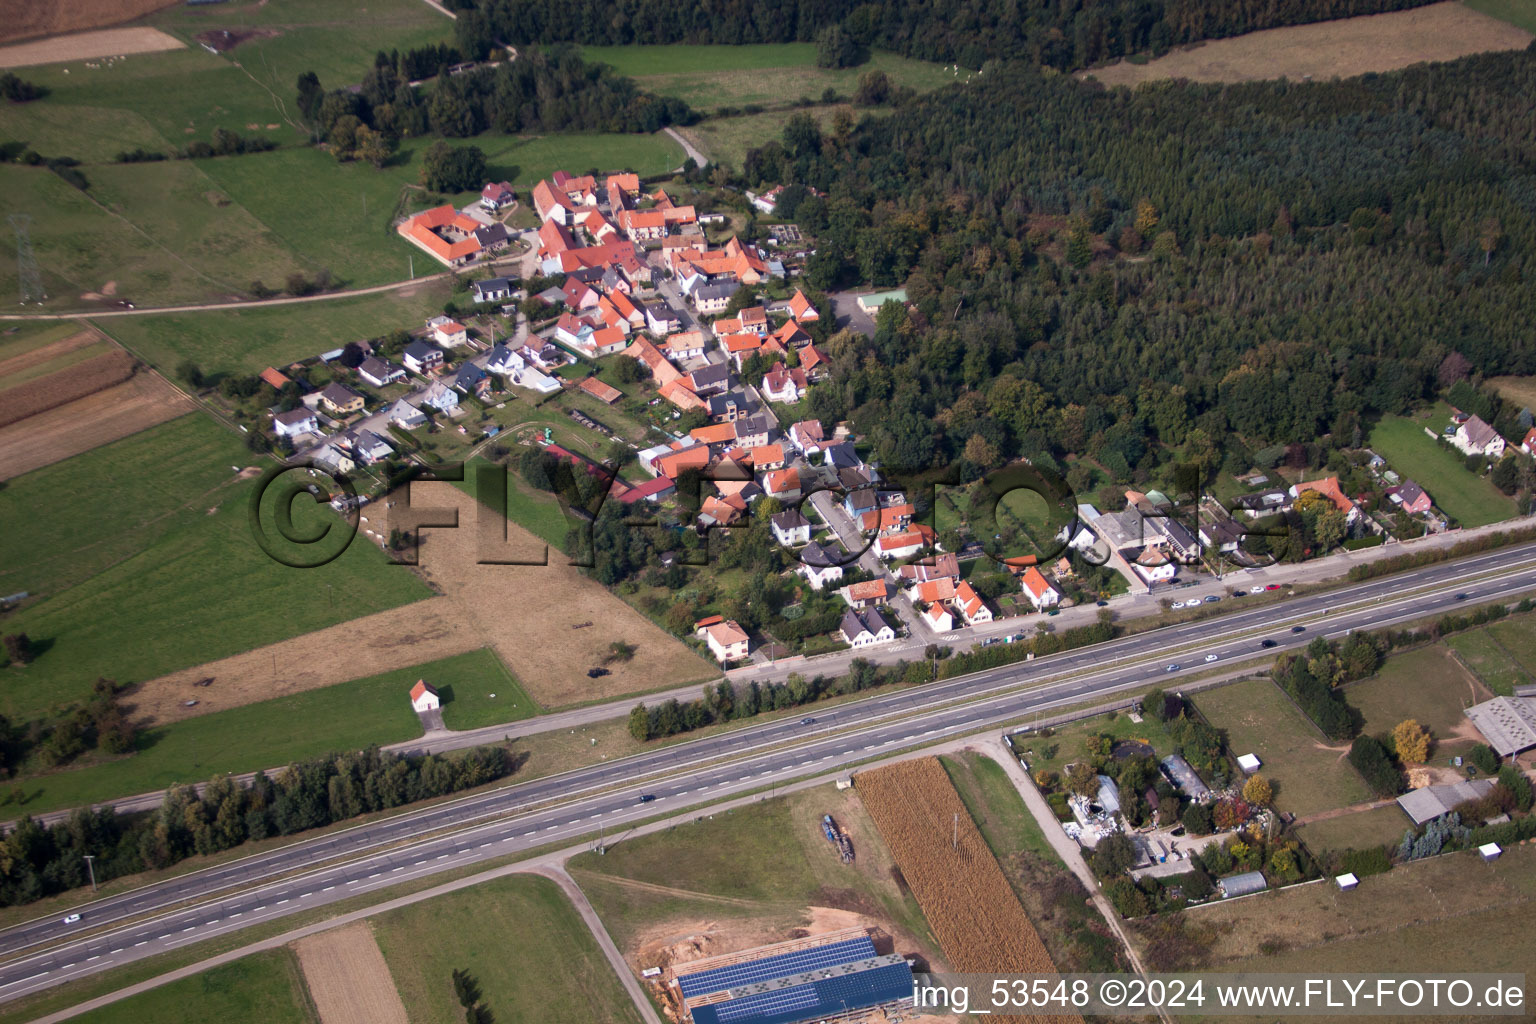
1467;743;1500;776
1348;735;1402;798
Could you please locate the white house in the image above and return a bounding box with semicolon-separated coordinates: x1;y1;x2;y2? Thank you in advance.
770;508;811;547
388;398;426;430
472;276;515;304
761;366;808;404
876;529;927;561
1453;415;1506;458
402;341;444;375
422;381;459;413
1019;567;1061;612
484;343;523;376
840;609;896;648
698;618;750;663
922;602;954;632
409;679;441;712
273;407;318;438
351;430;394;465
358;357;405;388
427;316;468;348
798;541;844;591
954;581;992;626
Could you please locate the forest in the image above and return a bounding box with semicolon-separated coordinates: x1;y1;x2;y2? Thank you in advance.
452;0;1442;71
729;46;1536;497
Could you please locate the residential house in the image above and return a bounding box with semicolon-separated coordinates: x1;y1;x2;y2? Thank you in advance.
314;442;356;475
763;467;801;500
450;362;489;398
698;618;751;664
652;443;711;480
877;528;929;561
387;398;426;430
788;289;819;321
708;393;745;423
900;552;960;586
798;541;845;590
577;376;622;405
713;307;768;338
770;508;812;547
1387;480;1433;515
480;181;516;211
561;277;600;310
1453;414;1505;458
645;302;681;335
798;343;826;377
1198;516;1246;554
398;205;486;267
771;318;811;349
692;281;741;315
402;340;444;375
666;331;707;361
789;419;826;456
357;357;405;388
273;407;318;438
922;602;954;632
473;223;510;255
422;381;459;413
319;383;365;415
860;503;914;536
843;485;879;521
472;276;515;304
761;365;808;404
839;579;893;610
409;680;441;712
750;444;786;470
484;343;523;376
532;179;577;223
350;430;394;465
1290;476;1360;524
732;413;774;449
823;442;863;471
624;337;682;386
953;581;993;626
914;578;958;604
688;362;733;397
616;476;676;505
1522;427;1536;456
840;609;896;648
658;378;706;412
699;494;746;528
1020;567;1061;611
427;316;468;348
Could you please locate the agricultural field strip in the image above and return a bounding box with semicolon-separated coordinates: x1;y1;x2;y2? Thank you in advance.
0;555;1532;987
5;547;1534;950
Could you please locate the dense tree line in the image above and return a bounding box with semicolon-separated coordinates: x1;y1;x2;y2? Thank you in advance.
457;0;1439;72
734;47;1536;494
0;745;513;907
298;44;692;157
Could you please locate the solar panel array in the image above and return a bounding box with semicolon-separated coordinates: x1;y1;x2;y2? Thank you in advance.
689;962;914;1024
677;937;876;998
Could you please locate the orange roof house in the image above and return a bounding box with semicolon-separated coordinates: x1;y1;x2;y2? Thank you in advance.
658;378;706;412
654;443;711;479
763;467;801;496
1293;476;1356;515
1021;566;1059;603
399;205;484;266
749;444;786;469
788;289;819;321
915;578;958;603
954;580;991;623
577;377;622;404
690;422;739;446
624;337;682;386
799;343;826;372
606;172;641;196
772;319;812;348
260;367;291;390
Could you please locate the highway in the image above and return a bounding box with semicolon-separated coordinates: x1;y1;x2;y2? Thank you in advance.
1;546;1533;1000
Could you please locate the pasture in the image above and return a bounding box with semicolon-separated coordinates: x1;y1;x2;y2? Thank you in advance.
1344;644;1493;741
66;949;315;1024
1443;629;1531;698
569;782;940;970
1485;374;1536;410
1195;677;1372;817
1368;413;1516;527
581;43;961;112
373;873;645;1024
676;104;888;171
1086;1;1532;87
1464;0;1536;33
1295;803;1412;855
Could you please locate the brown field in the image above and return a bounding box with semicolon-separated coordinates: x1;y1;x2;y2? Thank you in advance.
1486;374;1536;412
1086;2;1532;87
0;329;103;385
0;348;136;427
2;0;180;46
0;24;183;66
134;480;716;725
0;368;195;480
293;923;409;1024
857;758;1076;1024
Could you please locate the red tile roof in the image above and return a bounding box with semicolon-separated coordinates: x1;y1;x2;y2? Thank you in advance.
577;377;622;404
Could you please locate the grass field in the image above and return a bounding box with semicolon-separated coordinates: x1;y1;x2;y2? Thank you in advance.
373;873;645;1024
1368;413;1516;527
676;104;889;171
96;279;453;376
1164;841;1536;976
1196;677;1372;817
1294;803;1412;855
1087;1;1532;87
1484;374;1536;410
0;414;430;722
69;949;315;1024
1487;616;1536;675
941;751;1059;864
581;44;961;112
569;783;940;968
1443;629;1531;699
1012;709;1167;776
10;648;530;815
1344;644;1494;742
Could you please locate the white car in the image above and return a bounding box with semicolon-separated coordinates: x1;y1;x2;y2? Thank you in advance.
1205;654;1219;662
62;913;81;924
1171;600;1186;609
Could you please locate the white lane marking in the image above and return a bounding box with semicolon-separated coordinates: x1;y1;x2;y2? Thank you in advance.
110;948;123;955
276;899;290;905
231;912;243;918
368;873;381;879
87;955;100;961
322;886;335;892
182;926;195;932
436;853;451;859
134;941;148;947
479;842;493;848
392;866;405;872
545;825;558;831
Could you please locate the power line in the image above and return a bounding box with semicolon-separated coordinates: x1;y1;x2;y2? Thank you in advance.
9;214;45;305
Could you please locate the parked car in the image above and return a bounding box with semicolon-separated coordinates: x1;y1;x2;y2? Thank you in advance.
1231;589;1246;596
1264;583;1282;591
1204;595;1220;603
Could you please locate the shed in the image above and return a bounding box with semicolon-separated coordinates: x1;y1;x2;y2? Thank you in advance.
409;680;440;712
1479;842;1502;862
1236;753;1262;774
1396;779;1494;826
1335;873;1359;891
1219;870;1268;899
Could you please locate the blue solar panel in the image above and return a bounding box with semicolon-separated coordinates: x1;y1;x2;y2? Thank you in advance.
677;937;877;997
689;961;913;1024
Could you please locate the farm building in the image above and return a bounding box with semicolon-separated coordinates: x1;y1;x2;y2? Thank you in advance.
670;928;912;1024
409;680;440;712
1159;754;1211;802
1396;779;1495;826
1463;695;1536;756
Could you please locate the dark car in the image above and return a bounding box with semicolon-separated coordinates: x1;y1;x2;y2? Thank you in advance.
1260;639;1278;648
1455;593;1469;601
800;717;815;725
637;794;655;804
1291;625;1306;633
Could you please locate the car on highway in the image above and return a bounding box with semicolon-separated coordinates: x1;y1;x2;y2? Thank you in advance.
637;794;656;804
1291;625;1306;633
1265;583;1281;591
1455;593;1469;601
1205;654;1219;662
1204;595;1220;603
1166;664;1181;672
62;914;80;924
1260;639;1278;648
800;717;815;725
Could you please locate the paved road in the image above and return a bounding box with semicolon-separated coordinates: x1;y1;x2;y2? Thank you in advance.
1;549;1532;1000
664;127;709;170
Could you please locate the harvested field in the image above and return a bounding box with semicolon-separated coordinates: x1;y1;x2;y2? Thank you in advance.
293;923;408;1024
856;757;1075;1024
1086;2;1532;87
0;367;194;480
1;0;180;47
0;328;104;386
0;348;136;427
0;25;184;67
134;480;715;724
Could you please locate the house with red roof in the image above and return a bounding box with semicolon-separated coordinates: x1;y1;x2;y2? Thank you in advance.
761;365;809;404
763;467;801;499
409;680;440;712
1289;476;1359;523
398;205;486;267
922;602;954;632
577;377;622;404
480;181;516;211
953;581;993;625
698;618;750;663
788;289;819;321
259;367;291;390
1020;567;1061;611
839;579;893;610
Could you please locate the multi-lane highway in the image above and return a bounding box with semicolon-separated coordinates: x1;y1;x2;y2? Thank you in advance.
2;544;1534;1000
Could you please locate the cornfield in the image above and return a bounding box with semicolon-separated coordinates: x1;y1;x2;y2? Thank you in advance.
858;758;1081;1023
0;351;136;428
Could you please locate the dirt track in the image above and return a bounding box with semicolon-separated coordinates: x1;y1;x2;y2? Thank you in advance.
0;369;195;480
1087;2;1532;87
293;923;408;1024
0;25;183;67
132;482;716;725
